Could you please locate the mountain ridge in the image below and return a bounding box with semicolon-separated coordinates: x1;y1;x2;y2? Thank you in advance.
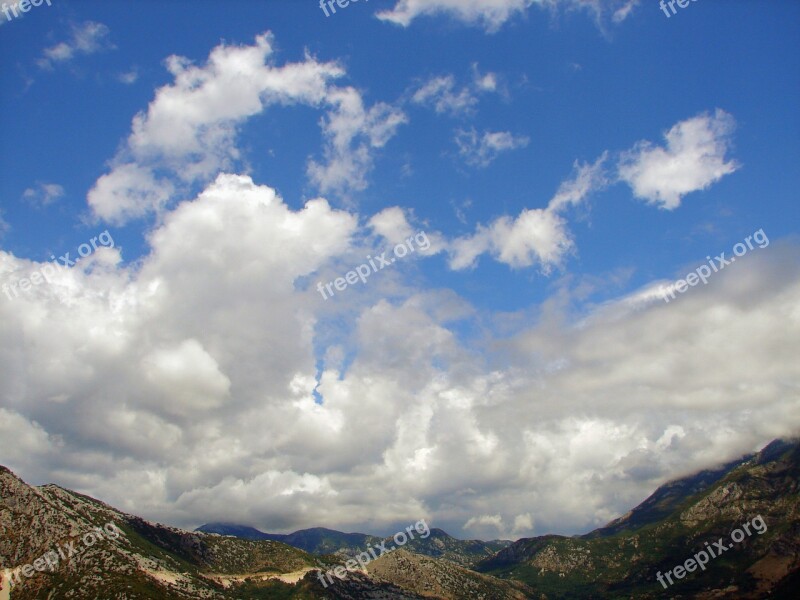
196;522;512;567
2;437;799;598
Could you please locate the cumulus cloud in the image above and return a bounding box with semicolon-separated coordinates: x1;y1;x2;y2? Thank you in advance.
618;109;740;210
0;409;61;483
367;207;448;258
1;168;798;538
88;33;402;224
369;206;417;243
37;21;113;69
88;164;174;224
444;109;739;274
449;153;607;270
142;339;232;416
455;128;530;167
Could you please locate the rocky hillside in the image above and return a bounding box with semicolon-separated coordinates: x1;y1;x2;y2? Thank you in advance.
0;466;325;599
196;524;384;559
366;549;531;599
394;529;511;568
198;523;510;567
0;467;519;599
476;438;800;599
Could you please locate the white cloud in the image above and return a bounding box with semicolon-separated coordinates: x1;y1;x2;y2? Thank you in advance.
612;0;640;23
377;0;641;33
369;206;416;244
37;21;113;69
1;170;798;537
513;513;534;536
548;151;609;212
22;183;64;208
89;33;401;224
142;339;232;416
618;109;740;210
378;0;536;32
118;68;139;85
411;69;503;118
463;512;536;539
464;514;504;532
307;87;407;195
471;63;499;93
88;164;174;225
455;128;530;167
450;208;572;271
125;34;339;178
0;409;61;478
449;153;607;270
412;75;477;116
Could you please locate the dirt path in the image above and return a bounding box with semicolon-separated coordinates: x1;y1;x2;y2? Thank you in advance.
0;569;12;600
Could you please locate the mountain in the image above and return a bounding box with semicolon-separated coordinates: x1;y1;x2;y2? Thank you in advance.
198;523;511;567
196;523;383;558
3;438;799;598
194;523;275;541
0;466;517;598
390;528;511;568
476;438;800;599
365;549;532;598
0;465;326;599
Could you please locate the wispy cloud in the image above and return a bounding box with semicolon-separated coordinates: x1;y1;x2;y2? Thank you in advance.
307;87;407;196
471;63;500;93
455;128;530;168
612;0;640;23
37;21;113;70
22;182;65;208
412;75;478;116
377;0;642;33
117;68;139;85
378;0;535;33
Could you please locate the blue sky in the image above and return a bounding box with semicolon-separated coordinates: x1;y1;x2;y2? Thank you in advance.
1;0;799;540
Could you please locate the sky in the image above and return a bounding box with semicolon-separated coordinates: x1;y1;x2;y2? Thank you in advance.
0;0;799;541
